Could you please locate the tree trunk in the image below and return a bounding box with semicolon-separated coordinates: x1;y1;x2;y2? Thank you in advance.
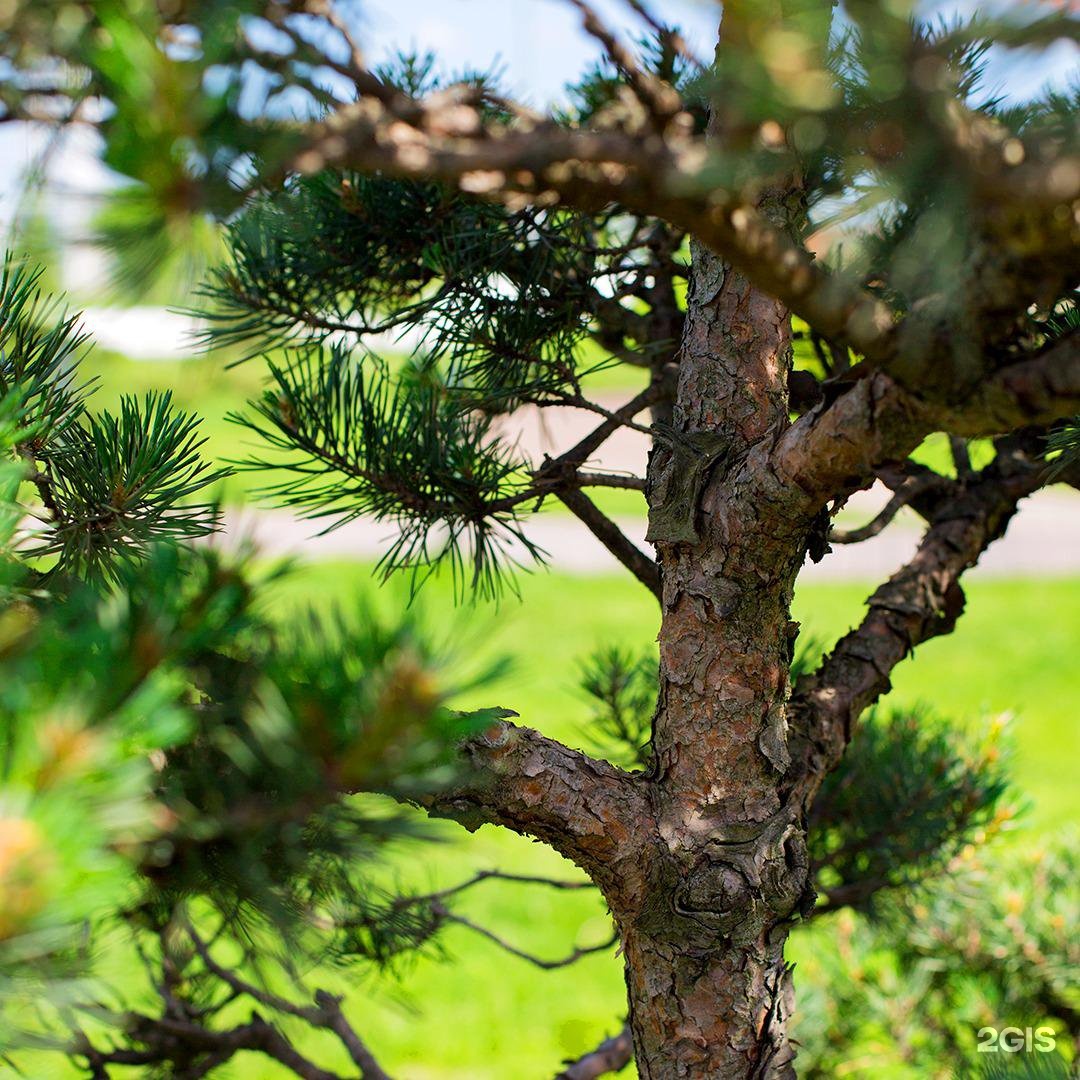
623;924;795;1079
619;232;813;1076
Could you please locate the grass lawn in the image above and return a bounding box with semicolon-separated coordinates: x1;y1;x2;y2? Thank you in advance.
228;562;1080;1079
74;345;654;519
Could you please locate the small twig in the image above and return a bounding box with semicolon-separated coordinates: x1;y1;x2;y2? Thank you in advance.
575;471;646;491
314;991;393;1080
484;382;664;514
566;0;683;124
829;474;948;544
21;455;65;524
949;435;974;479
438;906;619;970
392;868;595;910
185;922;392;1079
265;0;400;106
543;388;661;441
619;0;705;72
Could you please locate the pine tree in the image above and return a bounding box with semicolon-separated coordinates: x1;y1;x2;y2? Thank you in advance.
2;2;1079;1077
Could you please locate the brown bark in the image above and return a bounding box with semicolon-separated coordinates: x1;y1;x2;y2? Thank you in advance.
28;4;1078;1078
788;435;1049;798
556;1025;633;1080
295;51;1077;394
773;331;1080;517
421;719;651;895
616;209;811;1073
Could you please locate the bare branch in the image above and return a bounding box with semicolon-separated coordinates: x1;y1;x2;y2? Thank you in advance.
265;0;402;107
775;331;1080;518
829;473;951;544
77;1016;349;1080
575;471;647;491
185;922;392;1079
558;487;661;599
419;720;650;889
790;436;1049;790
619;0;705;71
539;389;660;440
949;436;974;480
945;331;1080;437
565;0;684;125
540;380;668;471
438;906;618;970
393;868;595;910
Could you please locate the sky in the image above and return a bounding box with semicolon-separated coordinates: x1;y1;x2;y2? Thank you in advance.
354;0;720;104
0;0;1075;286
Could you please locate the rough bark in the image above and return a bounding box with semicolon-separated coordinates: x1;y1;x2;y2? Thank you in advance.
300;58;1078;394
788;435;1050;800
556;1025;633;1080
773;331;1080;516
617;206;811;1074
421;720;651;895
23;3;1079;1078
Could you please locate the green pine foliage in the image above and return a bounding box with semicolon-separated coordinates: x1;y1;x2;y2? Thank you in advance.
1;3;1077;1075
234;346;542;599
0;255;226;580
808;707;1014;915
794;837;1079;1077
0;270;512;1068
195;68;694;594
577;645;657;770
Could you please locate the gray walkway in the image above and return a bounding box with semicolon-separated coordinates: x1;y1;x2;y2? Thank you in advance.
223;486;1080;581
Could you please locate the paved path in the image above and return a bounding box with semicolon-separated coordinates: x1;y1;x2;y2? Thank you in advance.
221;377;1080;581
223;485;1080;581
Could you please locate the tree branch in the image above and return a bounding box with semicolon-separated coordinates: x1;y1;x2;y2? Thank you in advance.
185;922;392;1080
789;437;1049;788
565;0;683;126
281;96;896;364
78;1015;350;1080
558;487;661;599
392;868;595;909
555;1024;633;1079
420;720;650;889
575;471;646;491
774;331;1080;518
945;331;1080;436
829;472;952;544
438;907;618;969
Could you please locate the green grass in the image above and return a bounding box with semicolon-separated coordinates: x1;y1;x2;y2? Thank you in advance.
222;563;1080;1079
267;565;1078;831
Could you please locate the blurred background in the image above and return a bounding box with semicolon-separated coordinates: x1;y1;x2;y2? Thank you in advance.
1;2;1077;1076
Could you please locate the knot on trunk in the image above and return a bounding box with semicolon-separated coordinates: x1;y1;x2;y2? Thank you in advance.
632;810;809;946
